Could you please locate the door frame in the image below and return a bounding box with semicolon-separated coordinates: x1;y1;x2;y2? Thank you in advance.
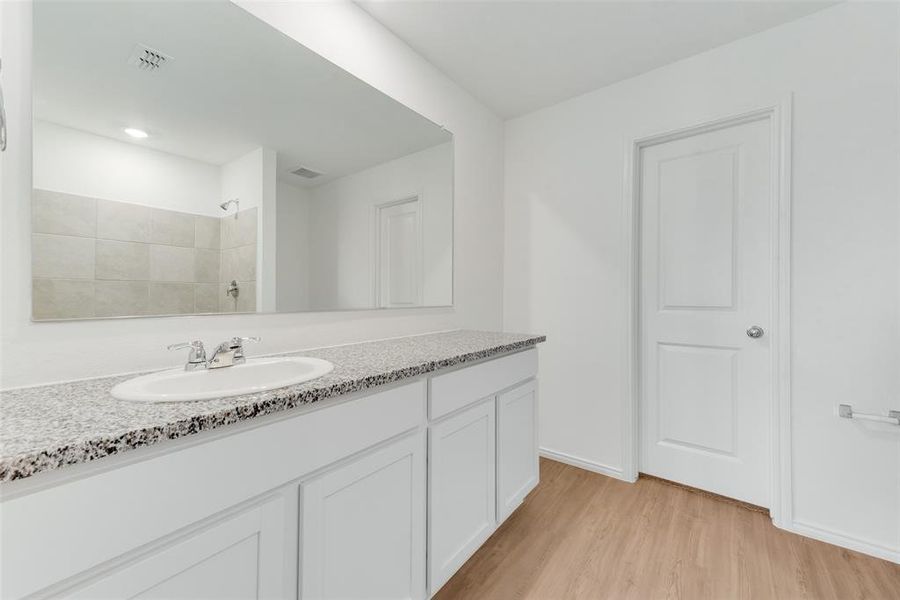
621;96;793;527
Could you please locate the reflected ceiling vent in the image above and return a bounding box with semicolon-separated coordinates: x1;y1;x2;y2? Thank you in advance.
127;44;173;71
291;166;323;179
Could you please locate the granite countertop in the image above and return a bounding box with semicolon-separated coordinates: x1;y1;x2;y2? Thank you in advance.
0;330;545;483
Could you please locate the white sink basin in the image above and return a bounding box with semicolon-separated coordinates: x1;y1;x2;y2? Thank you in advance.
111;357;334;403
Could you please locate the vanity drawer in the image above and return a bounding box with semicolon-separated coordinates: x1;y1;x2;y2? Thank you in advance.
429;349;537;420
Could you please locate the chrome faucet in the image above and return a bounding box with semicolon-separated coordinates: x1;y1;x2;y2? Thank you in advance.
167;340;208;371
168;336;260;371
207;336;260;369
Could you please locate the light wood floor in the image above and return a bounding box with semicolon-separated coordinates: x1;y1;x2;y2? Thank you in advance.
435;458;900;600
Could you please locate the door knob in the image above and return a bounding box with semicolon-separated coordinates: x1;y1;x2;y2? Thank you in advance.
746;325;764;339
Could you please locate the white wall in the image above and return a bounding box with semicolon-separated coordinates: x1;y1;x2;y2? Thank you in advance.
307;142;453;309
33;120;221;216
504;2;900;560
221;147;264;212
0;0;504;387
275;181;311;312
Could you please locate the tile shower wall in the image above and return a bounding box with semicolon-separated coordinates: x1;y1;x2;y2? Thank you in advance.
31;189;257;319
219;207;257;314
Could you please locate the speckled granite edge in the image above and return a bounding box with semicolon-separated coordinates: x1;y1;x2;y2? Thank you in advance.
0;331;545;482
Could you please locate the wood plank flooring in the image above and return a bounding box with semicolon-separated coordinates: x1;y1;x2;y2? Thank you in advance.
435;458;900;600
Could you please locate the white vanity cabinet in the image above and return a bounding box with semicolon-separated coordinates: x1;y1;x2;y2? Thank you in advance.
65;496;287;600
300;431;427;600
0;347;540;600
426;348;539;595
428;399;497;592
496;380;539;522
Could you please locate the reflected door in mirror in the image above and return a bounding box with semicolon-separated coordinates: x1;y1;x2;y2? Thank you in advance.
377;198;423;308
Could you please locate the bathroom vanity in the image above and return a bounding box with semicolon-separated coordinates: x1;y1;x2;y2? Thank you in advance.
0;331;545;599
2;3;542;597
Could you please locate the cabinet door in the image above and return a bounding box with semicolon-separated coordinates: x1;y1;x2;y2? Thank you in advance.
66;496;286;599
497;379;539;523
428;399;496;594
300;430;426;600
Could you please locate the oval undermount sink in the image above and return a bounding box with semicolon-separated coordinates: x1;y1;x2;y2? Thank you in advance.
111;357;334;403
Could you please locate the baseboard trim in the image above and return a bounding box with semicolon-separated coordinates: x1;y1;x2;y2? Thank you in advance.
784;519;900;564
539;448;627;481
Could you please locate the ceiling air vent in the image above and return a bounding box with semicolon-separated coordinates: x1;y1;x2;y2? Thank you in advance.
291;166;323;179
127;44;173;71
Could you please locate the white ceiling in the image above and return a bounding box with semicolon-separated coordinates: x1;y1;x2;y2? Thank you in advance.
357;0;837;118
34;1;450;187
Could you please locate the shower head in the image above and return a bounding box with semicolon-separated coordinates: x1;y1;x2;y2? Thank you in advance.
219;199;239;213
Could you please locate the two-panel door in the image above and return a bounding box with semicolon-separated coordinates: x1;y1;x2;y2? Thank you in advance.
640;117;773;506
376;198;423;308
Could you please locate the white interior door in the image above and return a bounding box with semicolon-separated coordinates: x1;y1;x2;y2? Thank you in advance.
376;197;422;308
639;117;772;507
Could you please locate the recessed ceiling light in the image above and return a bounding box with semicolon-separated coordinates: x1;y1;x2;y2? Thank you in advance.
124;127;149;139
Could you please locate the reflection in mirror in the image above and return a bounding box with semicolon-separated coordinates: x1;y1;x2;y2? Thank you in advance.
31;0;453;320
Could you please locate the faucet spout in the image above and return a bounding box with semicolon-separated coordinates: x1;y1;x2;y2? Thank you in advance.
208;336;260;369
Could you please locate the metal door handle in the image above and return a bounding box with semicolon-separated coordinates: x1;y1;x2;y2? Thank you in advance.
746;325;764;338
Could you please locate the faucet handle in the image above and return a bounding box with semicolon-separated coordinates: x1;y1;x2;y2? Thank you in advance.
168;340;207;367
229;336;259;364
167;340;202;351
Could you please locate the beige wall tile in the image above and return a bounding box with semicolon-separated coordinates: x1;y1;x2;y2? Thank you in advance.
194;216;221;249
150;209;195;247
97;199;151;243
236;281;256;313
32;233;95;279
150;245;195;282
32;279;95;320
235;208;258;248
149;283;194;315
220;244;256;283
220;214;238;250
193;248;220;283
95;240;150;281
32;189;96;238
220;207;257;249
220;248;235;283
95;281;150;317
194;283;219;313
236;244;257;281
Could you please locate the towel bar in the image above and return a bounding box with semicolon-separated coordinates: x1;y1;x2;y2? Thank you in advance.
838;404;900;426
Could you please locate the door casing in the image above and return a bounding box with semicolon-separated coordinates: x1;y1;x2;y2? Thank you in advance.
621;96;793;527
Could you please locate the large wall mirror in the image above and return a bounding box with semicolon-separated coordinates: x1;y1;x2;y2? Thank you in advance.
31;1;453;320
